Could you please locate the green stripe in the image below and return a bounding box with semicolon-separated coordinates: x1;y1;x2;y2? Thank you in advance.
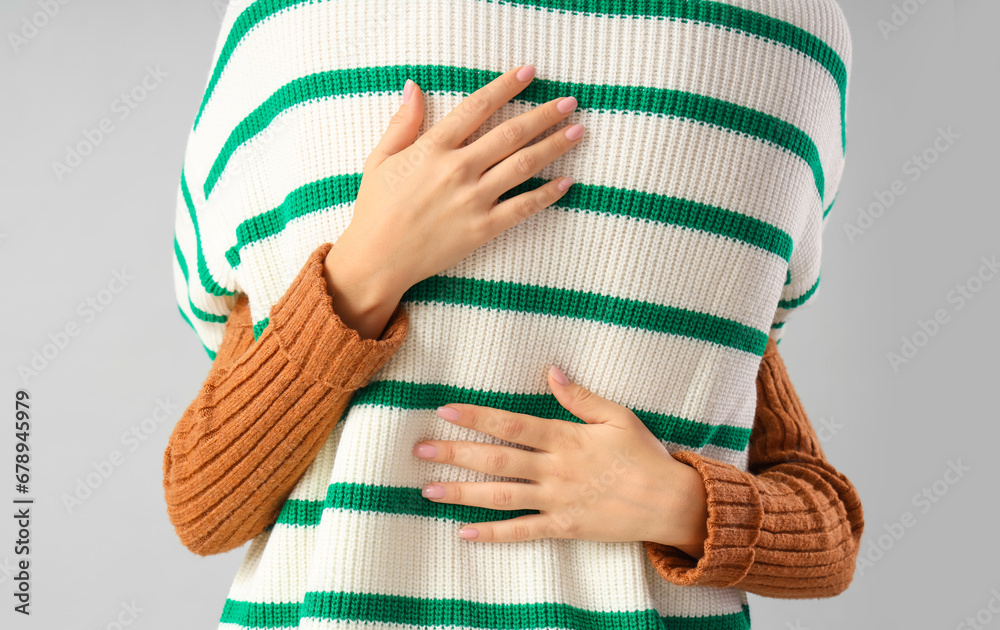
173;236;228;324
405;275;768;355
180;169;236;297
225;173;791;271
175;305;217;361
266;376;752;528
221;591;751;629
354;380;751;451
778;274;820;309
252;316;269;340
823;192;838;219
194;0;846;154
254;271;768;354
202;65;824;205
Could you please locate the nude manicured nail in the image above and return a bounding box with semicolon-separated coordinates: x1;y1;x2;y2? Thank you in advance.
516;65;536;82
557;96;577;113
564;124;585;141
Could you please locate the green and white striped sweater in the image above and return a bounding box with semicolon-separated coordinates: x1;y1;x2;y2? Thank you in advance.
171;1;851;628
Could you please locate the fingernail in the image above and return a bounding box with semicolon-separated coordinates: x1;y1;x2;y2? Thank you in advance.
557;177;574;192
516;65;536;82
413;443;438;459
564;124;585;142
459;527;479;539
550;365;570;386
557;96;577;113
436;406;461;422
403;78;415;104
422;484;446;498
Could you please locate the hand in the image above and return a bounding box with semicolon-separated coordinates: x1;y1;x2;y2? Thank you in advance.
411;365;710;555
329;64;585;302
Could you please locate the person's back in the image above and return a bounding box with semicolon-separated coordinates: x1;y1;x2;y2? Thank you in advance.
175;1;851;627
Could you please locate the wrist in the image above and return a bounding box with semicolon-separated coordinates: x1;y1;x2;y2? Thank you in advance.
650;454;710;559
323;235;408;340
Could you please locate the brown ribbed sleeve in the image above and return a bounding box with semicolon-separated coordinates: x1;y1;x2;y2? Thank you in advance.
644;337;865;598
162;241;409;556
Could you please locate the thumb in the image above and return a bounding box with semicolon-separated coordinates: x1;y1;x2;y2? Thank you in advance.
365;78;424;170
547;365;621;426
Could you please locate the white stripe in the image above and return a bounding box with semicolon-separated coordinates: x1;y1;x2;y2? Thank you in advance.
333;301;759;439
226;508;747;619
195;0;843;184
236;195;788;340
198;91;820;269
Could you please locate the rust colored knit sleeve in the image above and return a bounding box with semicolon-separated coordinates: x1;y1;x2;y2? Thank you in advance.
644;337;865;598
162;241;409;557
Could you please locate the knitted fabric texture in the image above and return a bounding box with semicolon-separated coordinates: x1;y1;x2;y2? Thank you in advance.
163;241;865;600
169;1;852;628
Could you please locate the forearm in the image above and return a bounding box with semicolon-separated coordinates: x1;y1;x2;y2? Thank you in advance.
163;242;409;556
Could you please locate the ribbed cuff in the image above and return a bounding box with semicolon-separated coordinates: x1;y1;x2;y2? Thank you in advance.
644;451;764;588
269;241;409;391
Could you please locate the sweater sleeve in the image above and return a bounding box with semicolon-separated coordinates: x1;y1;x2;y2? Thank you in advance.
643;337;865;598
162;240;409;556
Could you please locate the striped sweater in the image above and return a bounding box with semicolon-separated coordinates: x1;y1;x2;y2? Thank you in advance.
169;1;853;628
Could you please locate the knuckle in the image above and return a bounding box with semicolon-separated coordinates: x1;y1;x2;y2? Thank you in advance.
497;415;525;441
559;518;579;539
484;447;509;474
574;388;595;406
516;195;542;220
513;152;536;176
464;91;491;117
491;486;514;507
555;428;583;452
423;125;450;148
441;442;459;462
511;523;532;540
499;121;524;146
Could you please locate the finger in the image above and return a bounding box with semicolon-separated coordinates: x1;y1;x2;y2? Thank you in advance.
365;79;425;170
415;439;544;480
421;480;543;512
477;121;584;203
438;404;573;453
460;95;577;175
420;65;536;151
547;366;624;426
458;513;558;543
480;175;574;241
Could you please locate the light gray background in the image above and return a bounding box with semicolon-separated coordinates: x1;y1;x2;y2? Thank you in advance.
1;0;997;628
